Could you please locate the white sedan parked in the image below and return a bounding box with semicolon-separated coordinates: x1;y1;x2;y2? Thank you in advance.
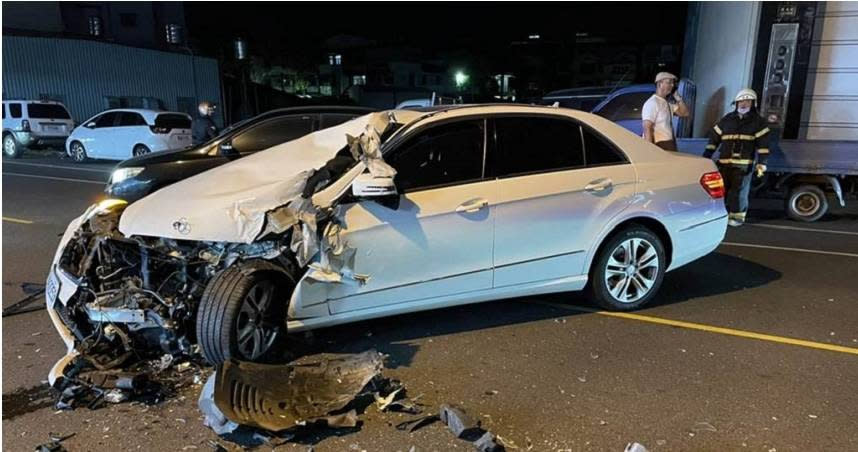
66;109;192;162
47;105;728;372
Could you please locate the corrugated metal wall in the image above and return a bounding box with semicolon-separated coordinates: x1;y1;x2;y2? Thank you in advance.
2;36;222;125
801;2;858;141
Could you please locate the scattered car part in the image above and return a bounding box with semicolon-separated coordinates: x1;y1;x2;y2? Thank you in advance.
206;350;383;432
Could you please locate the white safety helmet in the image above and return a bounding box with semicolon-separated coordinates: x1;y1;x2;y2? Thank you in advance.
733;88;757;104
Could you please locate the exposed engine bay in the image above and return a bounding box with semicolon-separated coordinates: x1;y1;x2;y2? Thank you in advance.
45;111;412;401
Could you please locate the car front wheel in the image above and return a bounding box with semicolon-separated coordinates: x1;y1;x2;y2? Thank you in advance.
196;262;294;365
132;144;151;157
588;226;666;311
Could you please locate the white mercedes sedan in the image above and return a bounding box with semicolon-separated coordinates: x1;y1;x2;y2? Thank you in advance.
46;105;727;375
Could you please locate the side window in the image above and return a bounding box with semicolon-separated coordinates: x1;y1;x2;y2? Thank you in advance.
118;112;146;126
388;119;485;192
582;127;627;166
95;112;118;128
231;117;314;153
320;114;358;129
9;103;22;118
594;92;653;121
495;116;584;177
2;104;5;119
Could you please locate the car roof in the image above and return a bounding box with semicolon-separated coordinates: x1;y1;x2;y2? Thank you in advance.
101;109;190;120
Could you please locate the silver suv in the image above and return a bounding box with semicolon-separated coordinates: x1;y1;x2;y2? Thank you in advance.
2;100;75;158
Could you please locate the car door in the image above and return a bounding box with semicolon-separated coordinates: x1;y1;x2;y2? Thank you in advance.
326;118;495;314
115;112;147;158
491;115;637;287
85;112;119;158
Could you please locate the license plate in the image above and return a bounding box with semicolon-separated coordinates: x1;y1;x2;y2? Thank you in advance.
176;135;188;141
45;125;61;133
46;270;60;307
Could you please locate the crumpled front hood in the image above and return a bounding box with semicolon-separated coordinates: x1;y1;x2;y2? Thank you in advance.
119;113;397;243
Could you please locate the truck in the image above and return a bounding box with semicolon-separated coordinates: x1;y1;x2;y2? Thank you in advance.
551;2;858;222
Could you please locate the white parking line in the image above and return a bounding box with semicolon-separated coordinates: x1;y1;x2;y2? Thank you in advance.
3;172;105;185
721;242;858;258
3;161;111;173
746;223;858;236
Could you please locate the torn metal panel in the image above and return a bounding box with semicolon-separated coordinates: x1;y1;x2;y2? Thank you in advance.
208;351;383;432
119;111;421;244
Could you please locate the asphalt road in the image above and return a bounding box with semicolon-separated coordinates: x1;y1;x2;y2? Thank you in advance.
3;154;857;451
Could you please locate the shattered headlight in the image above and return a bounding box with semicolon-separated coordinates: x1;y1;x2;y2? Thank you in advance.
82;199;128;222
110;167;144;184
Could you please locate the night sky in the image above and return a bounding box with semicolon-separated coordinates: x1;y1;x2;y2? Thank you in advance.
186;3;688;65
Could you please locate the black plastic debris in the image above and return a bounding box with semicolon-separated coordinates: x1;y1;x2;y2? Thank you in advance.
34;433;74;452
439;405;505;452
440;404;482;440
395;414;440;433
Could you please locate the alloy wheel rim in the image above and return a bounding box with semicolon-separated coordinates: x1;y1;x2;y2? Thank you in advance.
4;137;14;156
604;238;659;303
235;281;279;360
73;144;84;161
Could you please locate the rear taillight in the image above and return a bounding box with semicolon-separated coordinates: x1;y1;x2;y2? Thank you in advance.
700;172;725;199
150;126;170;134
21;120;30;132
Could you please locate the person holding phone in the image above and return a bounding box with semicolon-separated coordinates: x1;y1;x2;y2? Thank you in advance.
641;72;690;151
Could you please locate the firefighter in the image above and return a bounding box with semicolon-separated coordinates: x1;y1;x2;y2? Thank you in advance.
192;101;219;146
703;88;770;227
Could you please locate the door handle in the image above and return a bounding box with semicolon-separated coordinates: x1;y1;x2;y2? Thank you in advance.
456;198;489;213
585;178;613;192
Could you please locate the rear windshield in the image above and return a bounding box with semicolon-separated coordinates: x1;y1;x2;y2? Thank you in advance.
27;103;71;119
155;114;191;129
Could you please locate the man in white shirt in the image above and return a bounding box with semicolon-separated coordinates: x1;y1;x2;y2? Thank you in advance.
641;72;690;151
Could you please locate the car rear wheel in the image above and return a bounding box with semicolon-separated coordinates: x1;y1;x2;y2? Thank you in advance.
786;184;828;222
132;144;151;157
196;262;294;365
70;141;88;163
588;226;666;311
3;134;22;158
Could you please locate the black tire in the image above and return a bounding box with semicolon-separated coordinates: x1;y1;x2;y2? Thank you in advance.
196;262;294;365
69;141;88;163
132;144;151;157
587;226;666;311
3;133;23;158
786;184;828;222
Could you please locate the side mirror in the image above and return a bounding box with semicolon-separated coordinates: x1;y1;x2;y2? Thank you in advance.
219;140;239;159
351;172;399;209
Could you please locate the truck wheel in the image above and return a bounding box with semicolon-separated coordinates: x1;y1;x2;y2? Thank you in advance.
3;133;22;158
196;262;294;365
587;226;666;311
786;184;828;222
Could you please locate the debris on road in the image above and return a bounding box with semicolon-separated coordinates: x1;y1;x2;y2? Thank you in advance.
34;432;74;452
439;404;505;451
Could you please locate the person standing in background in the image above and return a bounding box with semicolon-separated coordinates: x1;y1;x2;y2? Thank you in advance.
641;72;690;151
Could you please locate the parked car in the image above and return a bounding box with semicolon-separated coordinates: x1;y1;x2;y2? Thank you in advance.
65;109;192;162
46;105;726;383
106;106;376;202
540;86;613;112
2;100;75;158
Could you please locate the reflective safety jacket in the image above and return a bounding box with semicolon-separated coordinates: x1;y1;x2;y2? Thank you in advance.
703;110;770;170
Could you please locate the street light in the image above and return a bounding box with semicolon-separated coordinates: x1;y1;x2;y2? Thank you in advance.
455;71;469;88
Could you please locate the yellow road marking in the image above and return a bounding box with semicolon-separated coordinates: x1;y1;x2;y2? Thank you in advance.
534;301;858;356
2;216;33;224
